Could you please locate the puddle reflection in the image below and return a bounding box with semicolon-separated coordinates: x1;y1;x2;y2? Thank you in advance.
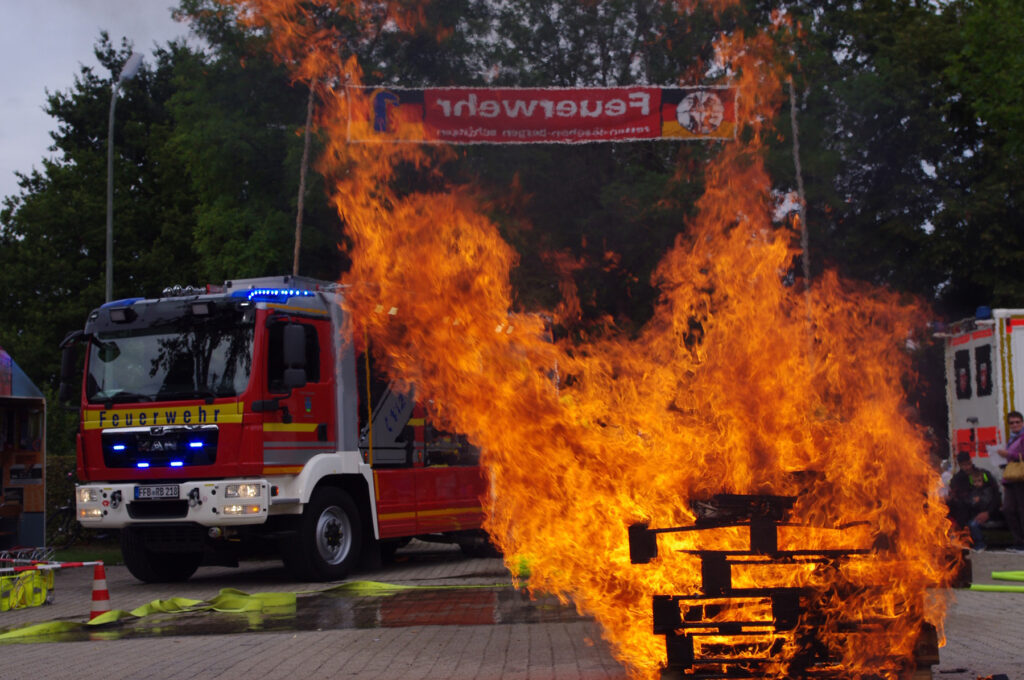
0;586;584;644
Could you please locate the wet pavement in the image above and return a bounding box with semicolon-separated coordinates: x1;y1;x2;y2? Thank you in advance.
1;541;1024;679
1;584;586;644
0;541;626;680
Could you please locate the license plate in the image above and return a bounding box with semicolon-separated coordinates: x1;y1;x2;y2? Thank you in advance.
135;485;179;500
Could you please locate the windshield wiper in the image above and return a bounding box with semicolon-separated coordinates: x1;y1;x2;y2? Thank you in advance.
98;392;155;409
157;389;219;404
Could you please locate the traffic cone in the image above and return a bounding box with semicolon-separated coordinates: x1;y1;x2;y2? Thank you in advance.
89;562;111;620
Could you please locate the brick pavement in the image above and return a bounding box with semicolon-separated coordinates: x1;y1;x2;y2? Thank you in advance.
1;542;1023;679
938;549;1024;680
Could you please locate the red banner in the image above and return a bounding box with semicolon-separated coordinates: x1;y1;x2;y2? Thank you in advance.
347;86;736;144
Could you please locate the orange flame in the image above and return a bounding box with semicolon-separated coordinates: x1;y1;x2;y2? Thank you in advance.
221;2;956;677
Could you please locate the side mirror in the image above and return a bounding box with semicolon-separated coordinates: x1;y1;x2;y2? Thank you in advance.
58;330;84;403
282;324;307;390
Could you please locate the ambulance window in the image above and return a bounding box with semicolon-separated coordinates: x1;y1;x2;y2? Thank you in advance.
267;322;320;391
954;349;971;400
975;345;993;397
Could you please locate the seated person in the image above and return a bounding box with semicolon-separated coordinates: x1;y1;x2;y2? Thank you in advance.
947;451;1001;550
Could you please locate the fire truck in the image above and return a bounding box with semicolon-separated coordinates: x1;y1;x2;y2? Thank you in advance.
60;276;489;582
935;306;1024;482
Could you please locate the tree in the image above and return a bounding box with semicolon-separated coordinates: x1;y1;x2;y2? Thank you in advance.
0;10;348;395
171;0;344;281
946;0;1024;163
773;0;1024;317
934;0;1024;311
0;36;201;387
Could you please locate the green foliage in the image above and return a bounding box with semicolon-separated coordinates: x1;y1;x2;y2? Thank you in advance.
52;541;123;565
769;0;1024;317
0;17;342;456
933;0;1024;310
44;453;78;546
166;36;304;279
946;0;1024;162
0;37;200;390
2;0;1024;461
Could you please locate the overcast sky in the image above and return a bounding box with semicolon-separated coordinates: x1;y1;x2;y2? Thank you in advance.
0;1;190;202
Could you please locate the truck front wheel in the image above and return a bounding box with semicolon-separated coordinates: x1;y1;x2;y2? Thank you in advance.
283;487;363;581
121;528;202;583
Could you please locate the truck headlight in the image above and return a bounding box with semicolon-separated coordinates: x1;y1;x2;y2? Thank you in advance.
77;488;102;503
222;504;262;515
225;483;261;498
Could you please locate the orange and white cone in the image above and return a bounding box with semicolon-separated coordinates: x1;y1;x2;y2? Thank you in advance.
89;562;111;620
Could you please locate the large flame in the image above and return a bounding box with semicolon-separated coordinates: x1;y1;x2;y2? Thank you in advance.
223;1;955;677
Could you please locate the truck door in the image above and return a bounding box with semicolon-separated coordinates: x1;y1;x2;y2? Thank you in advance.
261;318;335;474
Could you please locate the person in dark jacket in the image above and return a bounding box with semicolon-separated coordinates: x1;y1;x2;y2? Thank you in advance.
948;451;1001;551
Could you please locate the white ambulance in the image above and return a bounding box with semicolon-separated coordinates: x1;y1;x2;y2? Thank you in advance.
937;307;1024;482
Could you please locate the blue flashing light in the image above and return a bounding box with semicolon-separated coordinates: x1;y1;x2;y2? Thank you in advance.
113;444;126;451
99;297;144;309
230;288;316;303
170;461;184;467
137;462;150;469
188;441;204;449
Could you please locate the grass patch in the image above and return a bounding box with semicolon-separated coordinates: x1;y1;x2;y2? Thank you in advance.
51;542;123;565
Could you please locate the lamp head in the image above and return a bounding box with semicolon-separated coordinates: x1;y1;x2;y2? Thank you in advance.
117;53;145;84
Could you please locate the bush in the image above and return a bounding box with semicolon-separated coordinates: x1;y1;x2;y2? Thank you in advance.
44;454;78;546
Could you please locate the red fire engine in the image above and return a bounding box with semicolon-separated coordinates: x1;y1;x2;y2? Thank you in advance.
60;276;489;582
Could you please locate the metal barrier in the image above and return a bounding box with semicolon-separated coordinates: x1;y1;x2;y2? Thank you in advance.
0;552;102;612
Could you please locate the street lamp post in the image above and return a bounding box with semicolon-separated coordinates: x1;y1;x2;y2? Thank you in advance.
106;52;144;303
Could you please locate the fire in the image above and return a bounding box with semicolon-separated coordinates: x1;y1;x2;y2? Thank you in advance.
222;1;956;677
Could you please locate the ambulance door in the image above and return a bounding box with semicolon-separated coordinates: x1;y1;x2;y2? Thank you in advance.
949;328;999;477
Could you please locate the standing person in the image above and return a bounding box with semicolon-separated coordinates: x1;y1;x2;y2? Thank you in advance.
948;451;1001;551
996;411;1024;552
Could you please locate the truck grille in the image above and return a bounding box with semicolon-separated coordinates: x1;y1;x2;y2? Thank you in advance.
102;425;218;469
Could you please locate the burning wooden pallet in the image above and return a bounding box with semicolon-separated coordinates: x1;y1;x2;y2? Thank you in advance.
629;494;939;679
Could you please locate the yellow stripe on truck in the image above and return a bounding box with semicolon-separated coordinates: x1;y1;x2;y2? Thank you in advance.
378;506;483;522
263;423;318;432
83;401;244;430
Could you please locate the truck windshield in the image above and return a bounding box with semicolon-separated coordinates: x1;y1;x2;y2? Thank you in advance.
86;307;254;404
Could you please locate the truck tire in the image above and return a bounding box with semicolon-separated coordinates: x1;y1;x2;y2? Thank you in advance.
379;537;410;563
121;528;202;583
458;532;502;558
283;487;363;581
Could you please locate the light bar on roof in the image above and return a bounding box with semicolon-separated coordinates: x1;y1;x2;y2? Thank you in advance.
230;288;317;303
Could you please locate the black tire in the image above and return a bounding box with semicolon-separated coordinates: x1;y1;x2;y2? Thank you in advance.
282;487;363;581
458;532;502;558
120;528;202;583
379;537;410;563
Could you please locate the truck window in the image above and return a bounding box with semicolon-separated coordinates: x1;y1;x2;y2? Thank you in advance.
86;304;255;404
267;323;320;391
